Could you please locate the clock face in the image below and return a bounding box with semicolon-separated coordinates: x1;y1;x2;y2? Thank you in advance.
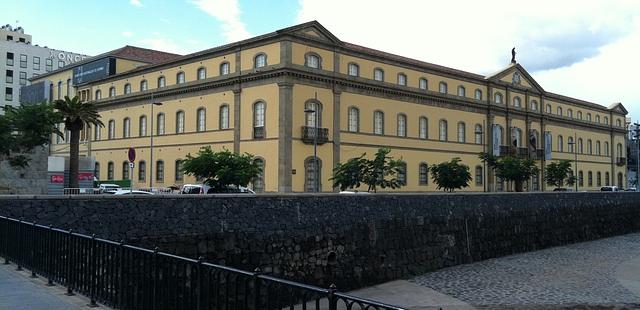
512;72;521;85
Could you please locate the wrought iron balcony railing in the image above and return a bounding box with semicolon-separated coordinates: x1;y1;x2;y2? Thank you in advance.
301;126;329;144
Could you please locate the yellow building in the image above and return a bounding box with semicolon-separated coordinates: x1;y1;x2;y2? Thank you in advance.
36;21;629;193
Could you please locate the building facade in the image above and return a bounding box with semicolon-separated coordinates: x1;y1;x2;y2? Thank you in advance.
0;24;89;112
37;21;628;192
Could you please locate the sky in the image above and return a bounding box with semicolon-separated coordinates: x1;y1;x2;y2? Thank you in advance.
2;0;639;122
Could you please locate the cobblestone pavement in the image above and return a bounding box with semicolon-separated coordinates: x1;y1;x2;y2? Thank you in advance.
412;234;640;309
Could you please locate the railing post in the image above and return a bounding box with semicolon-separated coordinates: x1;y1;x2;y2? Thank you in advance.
65;229;75;296
46;225;54;286
2;217;8;265
328;283;338;310
16;218;22;271
152;246;159;310
196;256;203;310
117;240;125;309
253;267;262;310
88;234;98;307
30;221;37;278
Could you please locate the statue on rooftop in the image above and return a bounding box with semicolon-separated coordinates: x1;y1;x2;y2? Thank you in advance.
511;47;516;64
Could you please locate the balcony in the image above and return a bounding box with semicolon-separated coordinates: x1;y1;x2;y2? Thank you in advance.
616;157;626;166
530;149;546;160
301;126;329;145
253;126;265;139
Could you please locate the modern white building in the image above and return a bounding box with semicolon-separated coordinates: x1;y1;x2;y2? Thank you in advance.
0;24;89;113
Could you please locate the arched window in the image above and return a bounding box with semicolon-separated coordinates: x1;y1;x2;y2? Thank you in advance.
439;119;448;141
578;138;583;154
175;160;184;182
396;162;407;186
348;63;359;77
305;157;321;192
156;160;164;182
616;143;623;158
587;113;592;122
94;162;100;180
124;83;131;94
220;62;230;75
254;54;267;68
513;97;521;108
587;139;592;154
139;115;147;136
373;68;384;81
122;161;130;180
95;89;102;100
123;117;130;138
567;109;573;118
530;100;538;111
546;104;552;113
557;106;562;116
305;53;320;69
176;111;185;133
157;113;165;135
616;119;622;127
588;171;593;187
578;171;584;187
457;86;465;97
197;67;206;80
107;162;114;180
605;172;610;186
176;71;185;84
397;73;407;86
252;158;265;193
474;89;482;100
604;116;609;125
57;81;62;99
419;117;428;139
419;163;429;185
305;100;322;127
595;115;601;123
475;124;482;144
157;76;166;88
457;122;466;143
373;111;384;135
138;161;146;182
604;142;609;156
475;166;483;186
618;172;623;188
511;127;522;147
140;80;148;91
109;86;116;97
596;141;601;155
494;92;503;104
219;104;229;129
568;136;574;153
419;78;428;90
94;125;101;141
557;135;564;152
108;120;115;139
196;108;206;132
253;101;265;139
348;107;359;132
439;82;448;94
577;111;582;120
597;171;601;187
397;114;407;137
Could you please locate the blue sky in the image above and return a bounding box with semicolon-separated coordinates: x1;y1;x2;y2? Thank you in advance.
3;0;640;121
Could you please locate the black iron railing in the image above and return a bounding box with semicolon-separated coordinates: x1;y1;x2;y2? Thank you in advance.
0;216;406;310
302;126;329;144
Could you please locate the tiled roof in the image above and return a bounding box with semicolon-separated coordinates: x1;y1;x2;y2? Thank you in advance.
109;45;181;64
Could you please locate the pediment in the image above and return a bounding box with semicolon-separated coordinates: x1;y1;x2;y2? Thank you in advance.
609;102;628;115
486;64;544;92
277;21;343;46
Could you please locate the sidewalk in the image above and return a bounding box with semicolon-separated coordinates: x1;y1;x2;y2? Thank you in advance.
0;262;102;309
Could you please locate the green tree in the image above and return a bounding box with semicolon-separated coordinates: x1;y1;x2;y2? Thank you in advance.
330;148;403;192
544;160;576;189
429;157;472;192
0;102;62;168
181;146;261;190
54;96;104;188
479;153;539;192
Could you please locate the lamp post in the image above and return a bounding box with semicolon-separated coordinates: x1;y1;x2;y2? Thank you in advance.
568;133;578;191
475;120;486;192
304;107;319;193
149;97;162;189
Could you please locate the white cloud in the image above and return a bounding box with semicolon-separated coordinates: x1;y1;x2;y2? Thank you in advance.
121;31;134;38
296;0;640;120
130;0;142;7
190;0;251;42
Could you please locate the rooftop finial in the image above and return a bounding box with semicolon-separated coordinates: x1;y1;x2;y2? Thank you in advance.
511;47;516;64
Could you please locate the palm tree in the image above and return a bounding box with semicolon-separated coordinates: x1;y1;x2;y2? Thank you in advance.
54;96;103;189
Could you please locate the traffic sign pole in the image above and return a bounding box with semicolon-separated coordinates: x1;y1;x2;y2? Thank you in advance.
128;147;136;194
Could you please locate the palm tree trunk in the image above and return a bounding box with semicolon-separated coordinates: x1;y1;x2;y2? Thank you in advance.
69;129;80;189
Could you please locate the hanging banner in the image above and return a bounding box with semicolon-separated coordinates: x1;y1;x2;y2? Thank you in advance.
529;130;537;151
492;125;501;156
544;131;552;160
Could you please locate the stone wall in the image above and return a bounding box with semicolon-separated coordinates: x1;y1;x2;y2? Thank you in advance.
1;192;639;289
0;146;49;195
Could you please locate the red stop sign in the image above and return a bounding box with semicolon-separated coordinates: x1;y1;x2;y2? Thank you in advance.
128;147;136;162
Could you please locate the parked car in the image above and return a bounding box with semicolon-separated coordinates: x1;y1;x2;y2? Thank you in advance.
98;183;121;194
112;189;154;195
339;190;371;194
600;186;620;192
180;184;210;194
180;184;255;194
625;187;637;192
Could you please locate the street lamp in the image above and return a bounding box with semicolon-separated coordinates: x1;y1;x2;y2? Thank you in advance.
475;120;486;192
567;133;578;191
149;98;163;189
304;107;319;193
